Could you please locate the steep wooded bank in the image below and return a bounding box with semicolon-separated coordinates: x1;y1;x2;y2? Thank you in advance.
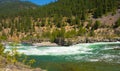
0;0;120;45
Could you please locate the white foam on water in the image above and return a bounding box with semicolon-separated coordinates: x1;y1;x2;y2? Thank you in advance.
91;42;120;45
74;42;120;46
89;59;99;62
20;47;92;55
98;54;120;63
4;42;120;56
5;44;93;55
103;47;114;50
100;54;120;59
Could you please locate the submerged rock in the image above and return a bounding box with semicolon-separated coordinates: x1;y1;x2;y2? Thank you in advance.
113;47;120;50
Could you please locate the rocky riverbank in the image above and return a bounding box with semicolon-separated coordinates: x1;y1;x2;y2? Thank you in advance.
64;37;120;46
3;36;120;47
29;37;120;46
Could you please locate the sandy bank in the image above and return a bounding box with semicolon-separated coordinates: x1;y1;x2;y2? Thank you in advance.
32;42;58;47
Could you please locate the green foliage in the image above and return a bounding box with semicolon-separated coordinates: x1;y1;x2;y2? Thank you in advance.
28;59;36;67
92;21;101;30
113;18;120;28
65;29;77;38
0;0;118;34
42;31;51;38
0;0;118;19
0;0;37;18
0;36;7;41
93;0;117;18
3;42;36;67
50;28;65;42
0;43;19;64
86;20;92;29
0;0;119;41
0;44;4;55
6;43;20;64
74;17;80;25
89;30;95;36
77;27;87;36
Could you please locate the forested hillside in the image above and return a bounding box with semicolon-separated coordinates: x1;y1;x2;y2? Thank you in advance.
0;0;120;45
0;0;118;18
0;0;37;17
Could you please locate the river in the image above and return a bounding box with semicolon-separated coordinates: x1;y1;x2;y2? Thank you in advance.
5;42;120;71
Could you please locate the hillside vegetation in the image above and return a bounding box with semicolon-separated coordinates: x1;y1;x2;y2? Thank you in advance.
0;43;45;71
0;0;120;45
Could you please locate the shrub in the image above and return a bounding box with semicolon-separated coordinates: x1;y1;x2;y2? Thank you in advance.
113;18;120;28
77;27;86;36
0;44;4;55
92;20;101;30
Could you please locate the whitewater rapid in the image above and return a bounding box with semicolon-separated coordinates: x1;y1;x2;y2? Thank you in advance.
4;42;120;63
5;42;120;55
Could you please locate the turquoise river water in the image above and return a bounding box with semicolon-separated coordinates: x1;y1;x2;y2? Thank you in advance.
5;42;120;71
